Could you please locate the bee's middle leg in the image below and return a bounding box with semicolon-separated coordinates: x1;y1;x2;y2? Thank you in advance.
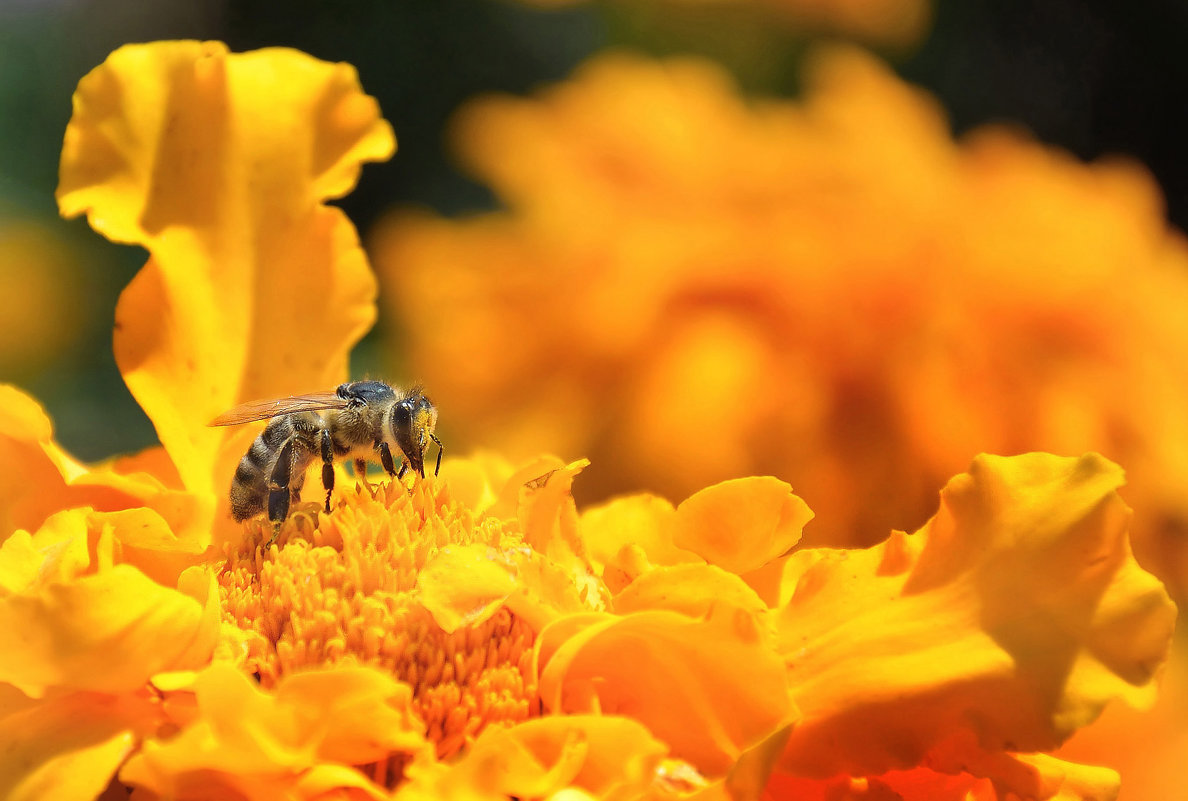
320;428;334;513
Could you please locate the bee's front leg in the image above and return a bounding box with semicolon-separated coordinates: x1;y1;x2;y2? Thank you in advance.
377;441;401;479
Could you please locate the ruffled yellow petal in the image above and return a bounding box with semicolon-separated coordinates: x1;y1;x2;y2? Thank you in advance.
57;41;393;499
0;509;219;697
774;453;1176;778
538;604;794;779
120;663;423;800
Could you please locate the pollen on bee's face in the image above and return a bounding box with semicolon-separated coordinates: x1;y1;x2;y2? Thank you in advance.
218;478;539;763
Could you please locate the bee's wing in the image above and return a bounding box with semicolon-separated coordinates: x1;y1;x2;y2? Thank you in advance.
208;391;351;426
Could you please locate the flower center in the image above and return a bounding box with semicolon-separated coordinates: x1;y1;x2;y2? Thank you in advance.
218;479;539;759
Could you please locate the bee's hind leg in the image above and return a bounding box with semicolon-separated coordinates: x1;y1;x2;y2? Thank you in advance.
267;439;296;526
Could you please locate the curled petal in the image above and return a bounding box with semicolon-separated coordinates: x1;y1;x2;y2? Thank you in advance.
538;604;794;778
774;453;1176;777
57;41;393;498
672;477;813;575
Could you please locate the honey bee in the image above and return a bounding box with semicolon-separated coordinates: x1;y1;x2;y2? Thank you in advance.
209;381;442;525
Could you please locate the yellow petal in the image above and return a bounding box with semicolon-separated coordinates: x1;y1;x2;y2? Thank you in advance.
57;41;394;497
121;663;422;799
672;477;813;575
613;563;766;618
580;493;700;586
774;453;1176;777
438;451;517;515
538;604;794;778
416;543;518;632
397;715;666;801
0;690;157;801
0;549;218;696
89;507;208;587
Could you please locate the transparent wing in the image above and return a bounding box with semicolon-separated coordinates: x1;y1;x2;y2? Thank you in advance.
208;391;350;426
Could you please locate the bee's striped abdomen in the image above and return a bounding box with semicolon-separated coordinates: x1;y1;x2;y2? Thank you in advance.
229;415;298;521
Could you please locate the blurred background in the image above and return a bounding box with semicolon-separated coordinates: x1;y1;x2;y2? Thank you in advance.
3;1;1188;795
5;0;1188;465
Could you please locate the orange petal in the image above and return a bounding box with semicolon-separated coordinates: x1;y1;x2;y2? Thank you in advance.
538;604;794;779
0;386;148;538
672;477;813;575
57;42;394;498
774;453;1176;778
0;689;158;801
923;737;1121;801
764;769;994;801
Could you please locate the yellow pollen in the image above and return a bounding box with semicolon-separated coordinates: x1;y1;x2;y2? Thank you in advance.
218;478;539;761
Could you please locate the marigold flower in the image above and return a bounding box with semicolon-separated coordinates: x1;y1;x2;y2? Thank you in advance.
372;49;1188;602
0;40;1175;801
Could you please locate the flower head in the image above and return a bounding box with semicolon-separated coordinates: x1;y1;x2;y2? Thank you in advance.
0;40;1176;801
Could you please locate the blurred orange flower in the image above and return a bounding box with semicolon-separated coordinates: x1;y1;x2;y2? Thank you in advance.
372;49;1188;601
0;40;1175;801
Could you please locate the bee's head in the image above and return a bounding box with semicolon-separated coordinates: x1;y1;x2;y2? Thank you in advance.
391;391;439;478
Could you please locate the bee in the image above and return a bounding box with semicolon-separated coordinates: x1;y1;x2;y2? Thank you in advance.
209;381;442;526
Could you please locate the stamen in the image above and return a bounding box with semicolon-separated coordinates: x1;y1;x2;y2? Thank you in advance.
219;479;540;773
